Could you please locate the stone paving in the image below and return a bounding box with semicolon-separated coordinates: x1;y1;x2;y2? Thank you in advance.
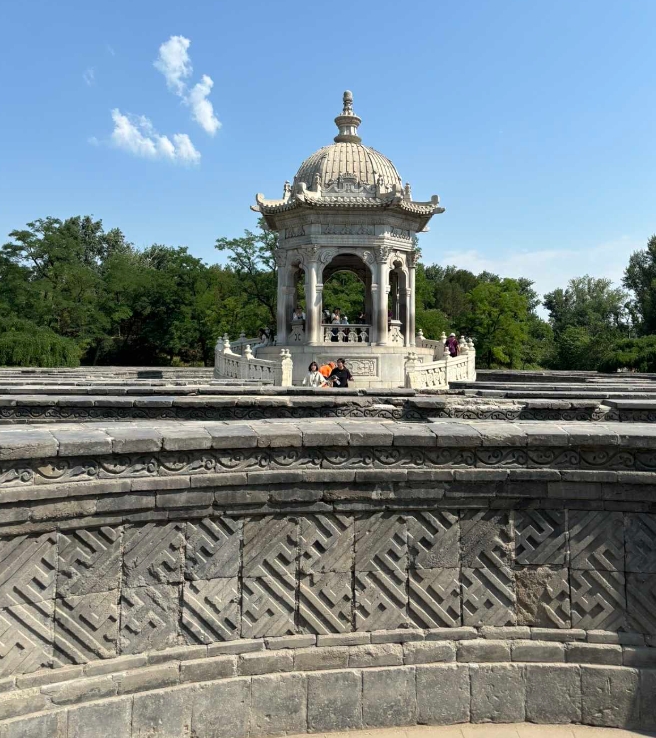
286;725;656;737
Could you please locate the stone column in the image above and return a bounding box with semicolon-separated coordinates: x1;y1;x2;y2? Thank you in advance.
305;257;321;346
275;257;290;345
375;255;389;346
407;254;417;347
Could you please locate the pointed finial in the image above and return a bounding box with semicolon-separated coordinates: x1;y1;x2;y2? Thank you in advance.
334;90;362;144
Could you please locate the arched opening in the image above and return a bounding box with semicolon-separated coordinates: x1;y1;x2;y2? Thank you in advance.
320;254;372;343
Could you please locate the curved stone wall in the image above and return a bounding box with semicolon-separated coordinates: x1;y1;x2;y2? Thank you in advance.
1;418;656;734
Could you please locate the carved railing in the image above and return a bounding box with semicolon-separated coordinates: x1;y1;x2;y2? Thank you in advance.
322;323;371;344
214;338;292;386
405;345;476;390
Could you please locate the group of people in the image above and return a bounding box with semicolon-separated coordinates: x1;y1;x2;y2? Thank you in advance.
302;358;354;388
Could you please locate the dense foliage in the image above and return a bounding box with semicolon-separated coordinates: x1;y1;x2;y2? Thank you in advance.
0;214;654;370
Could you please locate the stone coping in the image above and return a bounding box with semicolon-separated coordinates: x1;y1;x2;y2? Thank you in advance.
1;639;655;733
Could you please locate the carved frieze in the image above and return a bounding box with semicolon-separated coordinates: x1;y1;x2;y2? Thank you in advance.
284;225;306;239
321;224;375;236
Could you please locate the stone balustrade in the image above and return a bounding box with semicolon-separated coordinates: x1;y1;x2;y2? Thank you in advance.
214;338;293;386
321;323;371;343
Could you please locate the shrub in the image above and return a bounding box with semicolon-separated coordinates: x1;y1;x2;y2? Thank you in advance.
0;319;81;367
598;335;656;373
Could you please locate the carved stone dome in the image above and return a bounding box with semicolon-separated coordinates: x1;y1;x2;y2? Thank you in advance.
293;91;403;190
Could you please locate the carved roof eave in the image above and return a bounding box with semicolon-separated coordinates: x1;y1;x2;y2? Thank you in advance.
252;192;445;231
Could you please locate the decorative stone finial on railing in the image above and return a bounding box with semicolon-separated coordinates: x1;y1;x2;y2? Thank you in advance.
222;334;231;352
459;335;467;354
239;331;246;339
416;329;424;344
467;337;476;352
440;332;447;344
244;344;253;360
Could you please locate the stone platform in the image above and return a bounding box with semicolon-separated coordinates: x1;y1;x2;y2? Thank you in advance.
0;370;655;735
288;726;656;737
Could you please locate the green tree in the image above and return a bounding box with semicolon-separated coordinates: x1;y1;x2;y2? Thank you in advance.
467;279;529;368
623;235;656;333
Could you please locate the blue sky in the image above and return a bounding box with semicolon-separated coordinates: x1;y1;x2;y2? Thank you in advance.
1;0;655;301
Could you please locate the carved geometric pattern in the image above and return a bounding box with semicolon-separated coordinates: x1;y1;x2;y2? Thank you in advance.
626;573;656;634
242;574;296;638
300;514;354;573
625;514;656;573
242;516;298;577
516;566;571;628
460;511;513;569
408;567;461;628
407;512;459;569
462;566;516;626
299;572;352;634
57;526;123;597
54;590;119;664
123;522;185;587
181;578;240;644
570;569;627;631
569;511;624;571
185;517;241;580
120;584;180;654
355;513;407;571
354;569;408;631
0;532;57;607
0;600;53;677
515;511;567;566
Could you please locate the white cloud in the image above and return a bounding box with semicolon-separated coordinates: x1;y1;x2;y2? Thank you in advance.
154;35;192;95
87;136;99;146
106;44;115;56
109;109;200;165
186;75;221;135
83;67;95;86
437;237;643;313
154;35;221;135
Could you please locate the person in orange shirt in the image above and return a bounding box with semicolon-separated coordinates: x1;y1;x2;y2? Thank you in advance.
319;361;335;379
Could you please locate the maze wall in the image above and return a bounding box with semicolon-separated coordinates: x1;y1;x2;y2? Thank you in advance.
1;418;656;735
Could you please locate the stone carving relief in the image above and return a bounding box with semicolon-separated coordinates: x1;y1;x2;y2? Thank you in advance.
390;227;412;241
284;225;306;239
319;248;339;264
321;224;375;236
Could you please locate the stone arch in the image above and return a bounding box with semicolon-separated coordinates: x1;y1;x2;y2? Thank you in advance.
319;252;373;328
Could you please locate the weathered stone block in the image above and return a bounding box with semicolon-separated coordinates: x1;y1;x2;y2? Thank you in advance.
348;643;403;668
627;572;656;634
299;571;352;634
185;516;241;579
515;510;566;565
0;531;57;607
0;600;53;678
57;526;122;597
416;663;470;724
294;645;348;671
355;568;408;631
362;666;416;728
404;640;455;664
307;669;362;732
462;566;516;626
407;510;459;568
525;663;581;723
180;654;236;682
581;665;640;728
457;639;510;663
511;640;564;662
0;710;66;738
123;521;185;587
355;512;406;570
242;574;296;638
408;567;460;628
516;566;571;628
250;672;307;735
571;569;627;631
66;697;132;738
54;590;119;664
470;663;526;723
120;584;179;654
181;577;240;644
189;677;250;738
569;510;624;571
626;513;656;573
299;513;353;573
242;515;298;577
640;669;656;730
461;510;513;568
42;674;116;704
238;649;294;676
131;685;191;738
566;642;623;665
116;662;179;694
264;634;315;649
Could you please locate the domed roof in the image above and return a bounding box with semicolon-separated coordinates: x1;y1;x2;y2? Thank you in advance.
293;91;403;190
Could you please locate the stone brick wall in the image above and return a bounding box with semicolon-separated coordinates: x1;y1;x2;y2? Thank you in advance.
2;418;656;734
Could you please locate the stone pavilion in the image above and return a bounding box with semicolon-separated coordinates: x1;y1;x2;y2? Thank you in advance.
252;91;444;387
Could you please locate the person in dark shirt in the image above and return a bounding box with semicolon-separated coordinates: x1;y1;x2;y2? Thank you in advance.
329;358;354;388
